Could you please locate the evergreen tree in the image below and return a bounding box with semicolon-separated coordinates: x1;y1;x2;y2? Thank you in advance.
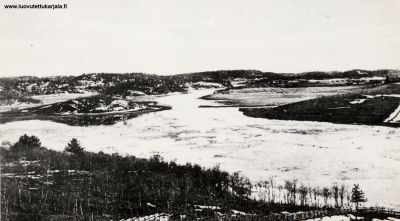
350;184;367;211
65;138;84;155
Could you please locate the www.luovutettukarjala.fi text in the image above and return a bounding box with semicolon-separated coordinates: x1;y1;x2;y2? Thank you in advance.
4;4;68;9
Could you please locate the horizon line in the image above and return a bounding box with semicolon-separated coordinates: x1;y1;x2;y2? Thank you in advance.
1;68;399;78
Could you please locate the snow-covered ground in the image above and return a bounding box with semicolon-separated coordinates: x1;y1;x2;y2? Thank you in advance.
0;89;399;209
303;214;400;221
119;213;171;221
303;215;350;221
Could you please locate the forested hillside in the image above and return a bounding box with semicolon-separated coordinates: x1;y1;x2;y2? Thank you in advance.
1;69;399;98
1;135;358;220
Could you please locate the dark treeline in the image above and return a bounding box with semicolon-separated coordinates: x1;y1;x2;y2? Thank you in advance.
102;70;265;95
0;135;293;220
1;135;366;220
73;69;400;96
281;69;393;80
103;76;188;96
0;90;41;105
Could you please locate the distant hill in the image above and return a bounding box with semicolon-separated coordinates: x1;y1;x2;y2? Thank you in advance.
1;69;399;96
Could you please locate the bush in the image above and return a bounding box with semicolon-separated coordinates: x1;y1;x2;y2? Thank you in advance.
10;134;41;153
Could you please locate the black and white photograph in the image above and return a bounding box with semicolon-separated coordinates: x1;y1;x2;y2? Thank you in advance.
1;0;400;220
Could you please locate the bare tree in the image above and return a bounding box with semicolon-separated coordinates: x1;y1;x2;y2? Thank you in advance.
332;185;339;208
299;185;308;206
322;187;330;207
339;185;345;208
269;177;275;203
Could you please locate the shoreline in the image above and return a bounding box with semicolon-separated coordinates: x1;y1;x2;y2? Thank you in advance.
0;105;172;126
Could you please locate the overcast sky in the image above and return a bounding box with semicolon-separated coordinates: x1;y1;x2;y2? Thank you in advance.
1;0;399;76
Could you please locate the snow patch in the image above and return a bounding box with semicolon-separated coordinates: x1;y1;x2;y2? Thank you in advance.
127;90;146;96
94;99;135;112
384;104;400;123
191;81;224;89
194;205;221;210
349;99;367;104
39;105;52;109
303;215;350;221
146;202;156;208
232;209;247;215
120;213;172;221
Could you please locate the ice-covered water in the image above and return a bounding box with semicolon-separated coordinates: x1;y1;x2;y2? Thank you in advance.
0;89;399;209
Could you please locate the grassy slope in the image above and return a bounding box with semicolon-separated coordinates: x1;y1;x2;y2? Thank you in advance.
240;84;400;127
202;86;366;107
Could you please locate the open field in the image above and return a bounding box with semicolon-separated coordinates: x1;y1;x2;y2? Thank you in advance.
1;89;399;210
201;86;367;107
240;84;400;127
